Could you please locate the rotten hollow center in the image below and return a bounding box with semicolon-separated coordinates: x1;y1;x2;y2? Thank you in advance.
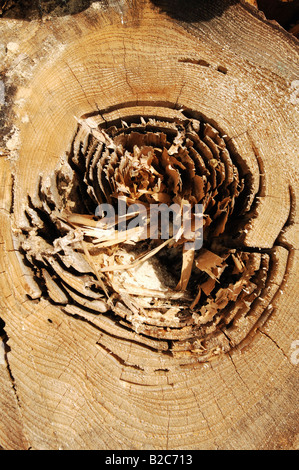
16;111;277;360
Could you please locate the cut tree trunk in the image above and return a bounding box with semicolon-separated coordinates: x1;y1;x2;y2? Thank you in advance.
0;0;298;450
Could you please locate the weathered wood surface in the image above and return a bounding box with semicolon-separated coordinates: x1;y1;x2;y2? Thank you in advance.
0;0;298;450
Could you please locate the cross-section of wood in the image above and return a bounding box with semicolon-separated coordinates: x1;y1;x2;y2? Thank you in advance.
0;0;298;450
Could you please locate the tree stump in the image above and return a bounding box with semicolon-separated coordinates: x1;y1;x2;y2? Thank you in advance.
0;0;298;450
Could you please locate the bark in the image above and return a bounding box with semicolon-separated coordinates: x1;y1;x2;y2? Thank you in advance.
0;0;298;450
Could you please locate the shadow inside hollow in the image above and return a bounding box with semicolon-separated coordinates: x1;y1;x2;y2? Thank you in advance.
0;317;5;337
257;0;299;31
0;0;96;19
150;0;239;23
